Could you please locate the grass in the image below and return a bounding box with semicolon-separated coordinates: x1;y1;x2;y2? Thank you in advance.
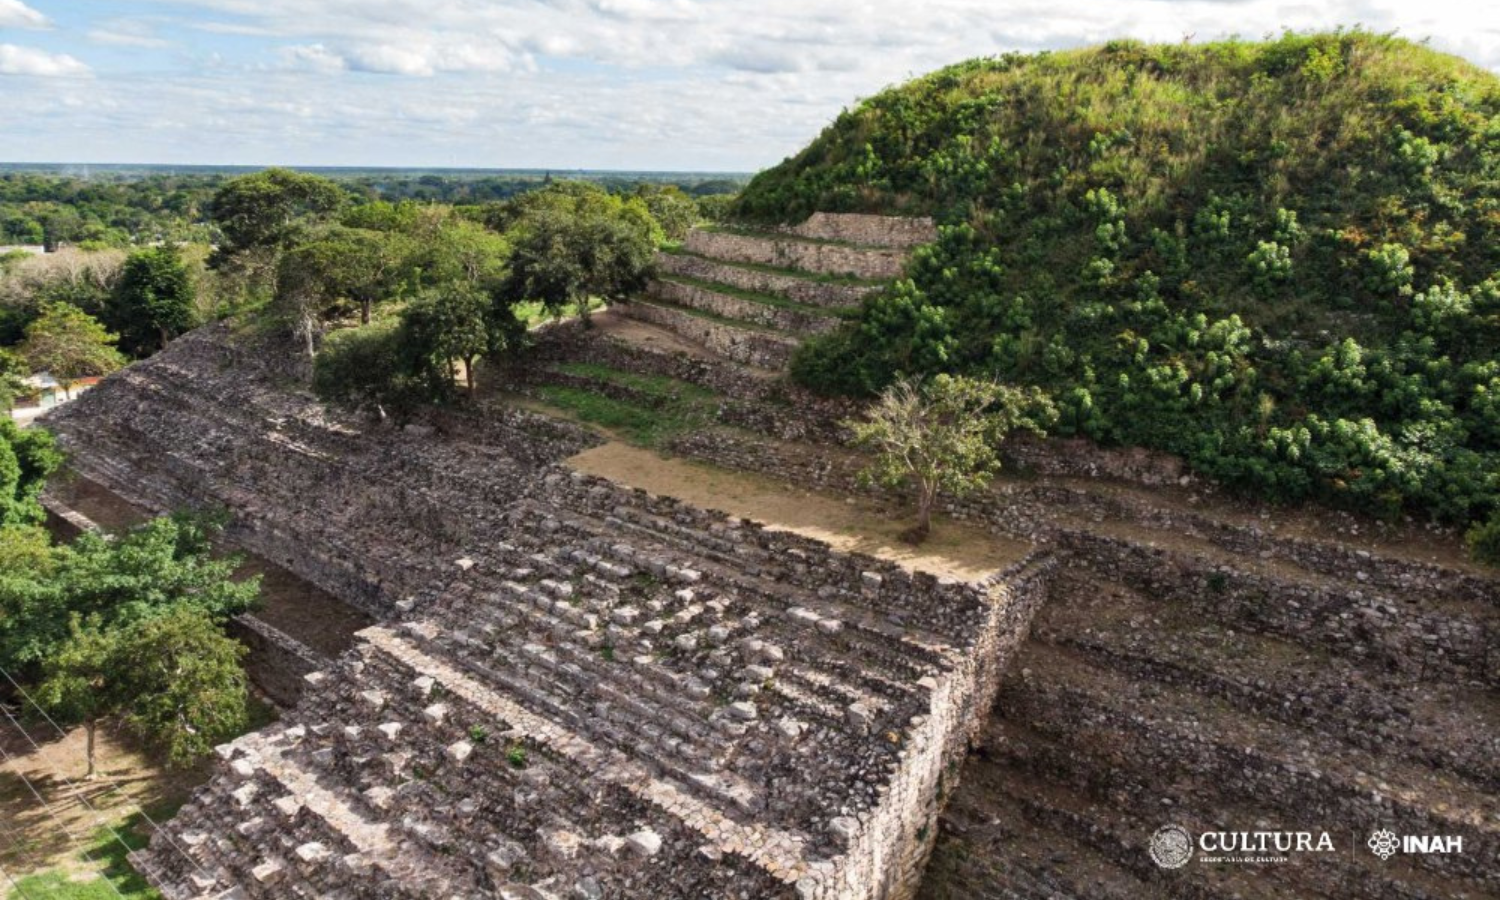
6;808;172;900
660;247;884;287
514;297;607;329
535;362;724;446
553;362;716;402
659;274;858;319
535;386;702;445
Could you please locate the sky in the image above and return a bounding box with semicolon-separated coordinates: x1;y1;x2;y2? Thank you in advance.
0;1;1498;172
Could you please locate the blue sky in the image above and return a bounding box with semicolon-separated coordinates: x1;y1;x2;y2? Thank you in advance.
1;1;1497;172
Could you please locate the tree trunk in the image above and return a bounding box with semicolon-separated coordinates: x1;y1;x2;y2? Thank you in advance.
361;299;372;325
465;357;477;394
907;482;936;544
84;719;97;780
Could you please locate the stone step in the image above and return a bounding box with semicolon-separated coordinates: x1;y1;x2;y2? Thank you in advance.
781;212;937;250
993;643;1500;888
683;228;909;280
618;299;799;370
952;745;1479;900
1036;569;1500;791
647;277;848;337
657;250;879;309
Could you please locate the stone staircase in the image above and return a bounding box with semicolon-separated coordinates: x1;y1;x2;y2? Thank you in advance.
619;214;935;370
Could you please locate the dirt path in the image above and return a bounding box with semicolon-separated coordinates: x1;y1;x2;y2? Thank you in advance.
566;442;1029;583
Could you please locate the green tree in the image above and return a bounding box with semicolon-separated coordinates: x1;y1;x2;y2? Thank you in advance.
845;375;1056;542
36;608;249;777
209;168;346;260
635;185;699;241
502;183;656;322
400;284;514;395
0;420;61;526
18;303;126;395
0;514;258;676
0;347;25;412
111;245;197;354
284;225;416;325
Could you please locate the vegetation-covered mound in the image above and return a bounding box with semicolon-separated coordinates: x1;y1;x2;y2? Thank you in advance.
737;32;1500;553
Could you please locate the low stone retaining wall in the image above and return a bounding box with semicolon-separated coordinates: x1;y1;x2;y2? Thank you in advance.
228;615;329;708
620;302;799;369
784;213;938;250
648;278;842;337
685;231;909;281
657;252;876;310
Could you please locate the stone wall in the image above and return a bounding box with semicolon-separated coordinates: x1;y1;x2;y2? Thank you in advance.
620;302;799;370
227;616;329;708
784;214;938;251
658;252;876;309
648;279;843;337
684;231;909;281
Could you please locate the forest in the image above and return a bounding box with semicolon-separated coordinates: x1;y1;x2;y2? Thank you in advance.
735;31;1500;559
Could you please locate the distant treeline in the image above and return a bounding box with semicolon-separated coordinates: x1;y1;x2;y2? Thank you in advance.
0;169;746;250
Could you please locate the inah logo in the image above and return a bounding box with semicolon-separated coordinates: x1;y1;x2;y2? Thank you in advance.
1149;825;1194;869
1368;829;1399;860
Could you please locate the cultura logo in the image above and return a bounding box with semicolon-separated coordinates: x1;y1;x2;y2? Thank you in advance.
1149;825;1194;869
1368;830;1400;860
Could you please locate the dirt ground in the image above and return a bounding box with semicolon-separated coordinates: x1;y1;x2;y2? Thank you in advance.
0;714;207;877
567;442;1030;582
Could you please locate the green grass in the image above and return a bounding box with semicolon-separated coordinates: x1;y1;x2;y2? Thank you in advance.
659;274;858;319
553;362;716;401
535;386;701;445
535;362;723;445
660;247;883;287
514;297;607;329
7;810;171;900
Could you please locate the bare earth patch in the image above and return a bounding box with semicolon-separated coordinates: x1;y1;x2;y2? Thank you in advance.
0;716;207;878
566;442;1030;583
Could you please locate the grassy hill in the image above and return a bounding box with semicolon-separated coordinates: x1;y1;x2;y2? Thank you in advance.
735;32;1500;556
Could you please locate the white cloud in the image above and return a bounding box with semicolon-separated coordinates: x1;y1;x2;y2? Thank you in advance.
0;0;47;29
0;44;90;77
13;0;1500;167
88;21;174;49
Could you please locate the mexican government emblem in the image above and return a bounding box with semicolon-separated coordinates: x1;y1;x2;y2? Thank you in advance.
1150;825;1195;869
1368;829;1400;860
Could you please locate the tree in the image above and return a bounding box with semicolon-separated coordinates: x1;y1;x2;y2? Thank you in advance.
845;375;1056;542
0;420;61;526
209;168;346;261
18;303;126;395
502;183;656;322
111;245;197;354
636;185;700;241
37;608;249;777
0;348;25;412
0;514;259;676
400;284;513;395
283;226;416;325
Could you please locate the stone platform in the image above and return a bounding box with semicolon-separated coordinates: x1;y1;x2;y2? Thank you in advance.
42;326;1050;900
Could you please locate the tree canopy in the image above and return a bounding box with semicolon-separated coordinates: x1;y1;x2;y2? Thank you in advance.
110;245;197;354
845;375;1055;541
0;418;61;526
18;302;126;390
